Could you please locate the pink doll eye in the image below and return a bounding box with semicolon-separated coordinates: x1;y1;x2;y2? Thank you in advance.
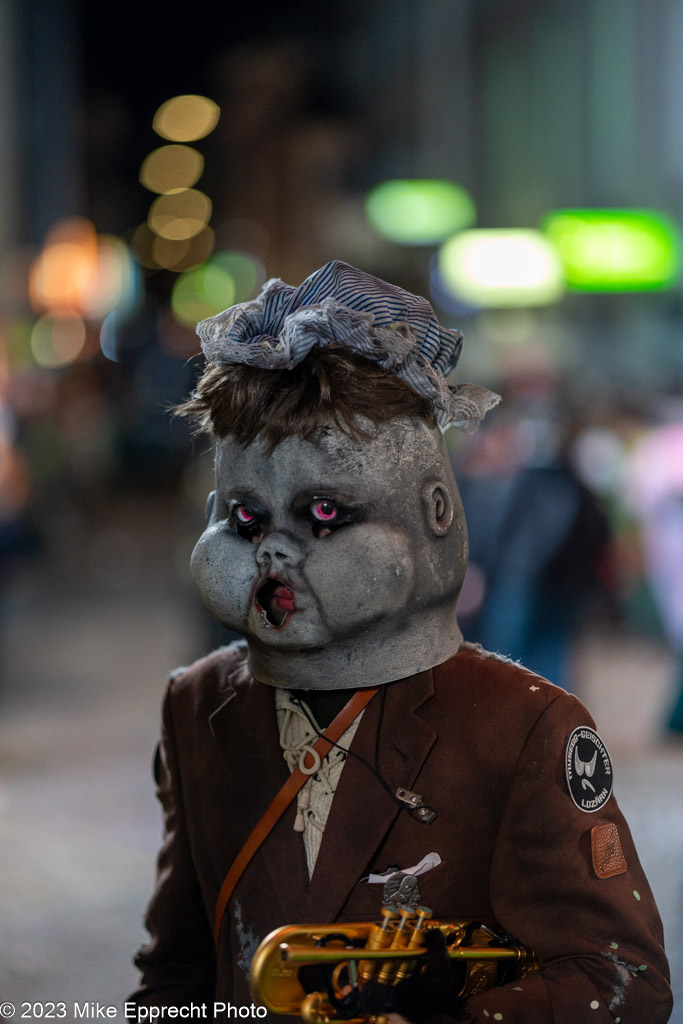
310;499;338;522
231;502;263;542
234;505;256;525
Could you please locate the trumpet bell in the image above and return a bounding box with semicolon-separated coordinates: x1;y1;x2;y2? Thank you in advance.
250;922;375;1017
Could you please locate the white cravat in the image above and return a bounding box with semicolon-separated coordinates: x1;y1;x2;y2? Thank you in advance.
276;689;363;877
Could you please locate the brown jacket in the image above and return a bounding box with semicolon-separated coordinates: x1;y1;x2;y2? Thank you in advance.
131;642;672;1023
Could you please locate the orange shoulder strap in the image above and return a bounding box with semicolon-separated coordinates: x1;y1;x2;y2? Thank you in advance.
213;685;378;947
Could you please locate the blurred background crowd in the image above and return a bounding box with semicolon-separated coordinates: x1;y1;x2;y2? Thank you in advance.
1;0;683;1016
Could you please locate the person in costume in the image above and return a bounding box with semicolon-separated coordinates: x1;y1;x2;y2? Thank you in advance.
130;262;672;1023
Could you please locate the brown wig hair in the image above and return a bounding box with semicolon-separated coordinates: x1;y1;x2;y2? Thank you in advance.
177;349;436;450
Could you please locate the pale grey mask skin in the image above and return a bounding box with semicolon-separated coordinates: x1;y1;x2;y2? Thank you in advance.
191;417;467;690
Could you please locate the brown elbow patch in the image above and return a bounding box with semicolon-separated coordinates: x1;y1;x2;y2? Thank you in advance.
591;822;627;879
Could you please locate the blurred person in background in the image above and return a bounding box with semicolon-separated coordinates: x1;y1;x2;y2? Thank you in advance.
455;369;610;692
0;396;36;665
626;420;683;735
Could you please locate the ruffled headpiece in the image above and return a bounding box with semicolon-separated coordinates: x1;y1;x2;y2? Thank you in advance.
196;260;499;431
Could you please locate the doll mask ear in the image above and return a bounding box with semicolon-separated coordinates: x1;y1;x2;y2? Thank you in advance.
422;480;454;536
205;490;216;523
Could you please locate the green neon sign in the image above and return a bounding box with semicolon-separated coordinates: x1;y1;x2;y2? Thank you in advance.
542;209;680;291
365;179;476;245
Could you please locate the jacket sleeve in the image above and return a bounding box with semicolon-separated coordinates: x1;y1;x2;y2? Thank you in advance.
128;678;218;1008
462;690;672;1024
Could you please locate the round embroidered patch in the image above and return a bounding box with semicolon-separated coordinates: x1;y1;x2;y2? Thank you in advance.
565;726;613;813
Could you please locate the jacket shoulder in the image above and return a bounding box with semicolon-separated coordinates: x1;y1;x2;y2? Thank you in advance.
453;641;560;694
427;644;601;809
165;641;252;712
437;641;595;731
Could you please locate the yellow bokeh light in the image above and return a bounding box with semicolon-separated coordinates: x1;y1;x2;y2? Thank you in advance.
30;313;86;367
131;224;159;269
152;235;191;269
153;226;215;271
140;145;204;194
153;95;220;142
131;223;216;272
148;189;212;241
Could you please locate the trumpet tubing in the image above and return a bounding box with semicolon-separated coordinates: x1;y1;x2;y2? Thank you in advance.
249;908;538;1023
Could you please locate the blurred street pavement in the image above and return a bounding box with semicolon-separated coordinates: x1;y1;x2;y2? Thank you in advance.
0;512;682;1018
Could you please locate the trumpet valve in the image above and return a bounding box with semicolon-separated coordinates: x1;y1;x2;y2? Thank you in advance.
358;908;398;983
376;907;414;985
394;905;433;983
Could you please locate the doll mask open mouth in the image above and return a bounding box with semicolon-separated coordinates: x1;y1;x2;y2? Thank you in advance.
255;577;296;628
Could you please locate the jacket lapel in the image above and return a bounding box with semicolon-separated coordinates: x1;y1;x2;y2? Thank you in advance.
302;667;437;923
208;663;310;921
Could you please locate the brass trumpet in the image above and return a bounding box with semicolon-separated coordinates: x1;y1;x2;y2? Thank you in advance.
249;906;538;1024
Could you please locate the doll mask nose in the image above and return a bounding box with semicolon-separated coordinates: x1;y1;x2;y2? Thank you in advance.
255;531;304;570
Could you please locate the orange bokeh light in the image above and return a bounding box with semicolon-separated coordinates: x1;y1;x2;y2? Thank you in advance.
29;218;135;319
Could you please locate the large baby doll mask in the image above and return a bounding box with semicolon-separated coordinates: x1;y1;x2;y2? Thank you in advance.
184;261;498;689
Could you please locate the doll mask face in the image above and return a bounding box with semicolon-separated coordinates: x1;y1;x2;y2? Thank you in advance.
191;418;467;688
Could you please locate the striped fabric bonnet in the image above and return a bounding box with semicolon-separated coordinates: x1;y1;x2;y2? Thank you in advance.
196;260;499;432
